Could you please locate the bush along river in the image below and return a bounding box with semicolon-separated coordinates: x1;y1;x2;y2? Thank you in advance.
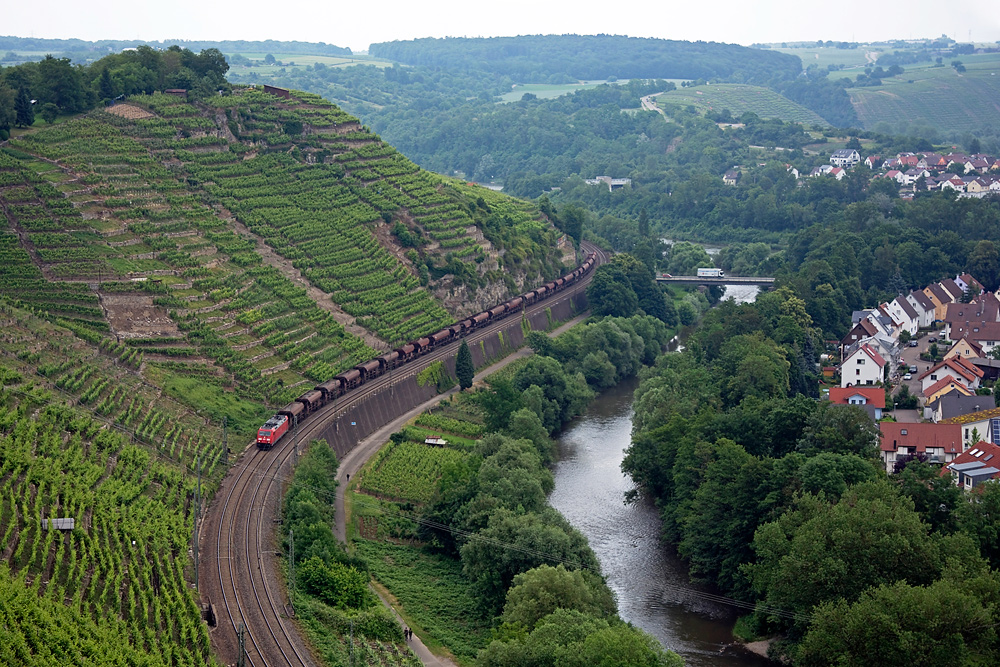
549;284;769;667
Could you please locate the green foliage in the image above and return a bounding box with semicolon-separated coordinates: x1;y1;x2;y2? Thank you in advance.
456;340;475;390
798;575;1000;666
501;564;616;631
298;556;369;609
417;360;456;393
361;440;468;503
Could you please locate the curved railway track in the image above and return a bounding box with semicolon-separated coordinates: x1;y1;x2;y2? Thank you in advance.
201;242;608;666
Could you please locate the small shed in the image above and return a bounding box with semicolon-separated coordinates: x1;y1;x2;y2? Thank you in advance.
424;437;448;447
41;518;75;531
164;89;188;98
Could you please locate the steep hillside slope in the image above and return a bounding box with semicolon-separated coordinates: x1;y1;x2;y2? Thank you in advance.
2;87;567;409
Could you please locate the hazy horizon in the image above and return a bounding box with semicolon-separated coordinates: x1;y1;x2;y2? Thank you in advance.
5;0;999;55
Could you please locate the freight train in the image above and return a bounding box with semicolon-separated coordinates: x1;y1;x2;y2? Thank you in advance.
256;253;597;449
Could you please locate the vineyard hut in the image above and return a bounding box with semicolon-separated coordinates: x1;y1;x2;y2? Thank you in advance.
424;437;448;446
41;518;75;531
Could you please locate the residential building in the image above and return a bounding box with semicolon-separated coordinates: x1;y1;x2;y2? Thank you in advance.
923;377;975;404
829;386;885;420
830;149;861;168
923;283;955;321
926;393;993;423
940;406;1000;446
887;296;920;336
944;441;1000;489
841;343;886;388
918;357;983;393
944;336;984;361
906;290;937;328
879;422;963;473
723;169;741;186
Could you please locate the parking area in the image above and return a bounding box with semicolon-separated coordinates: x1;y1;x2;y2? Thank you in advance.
892;329;948;419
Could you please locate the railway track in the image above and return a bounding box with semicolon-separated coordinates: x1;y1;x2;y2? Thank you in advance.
201;241;607;666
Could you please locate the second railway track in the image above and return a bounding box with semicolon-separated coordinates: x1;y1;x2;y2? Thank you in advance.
201;241;608;666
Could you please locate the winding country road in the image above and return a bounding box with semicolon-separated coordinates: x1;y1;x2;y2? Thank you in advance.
199;242;607;666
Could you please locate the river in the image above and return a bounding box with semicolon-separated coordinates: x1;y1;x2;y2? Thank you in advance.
548;283;767;666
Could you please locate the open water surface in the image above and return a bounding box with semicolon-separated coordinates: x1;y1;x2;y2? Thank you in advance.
548;283;769;666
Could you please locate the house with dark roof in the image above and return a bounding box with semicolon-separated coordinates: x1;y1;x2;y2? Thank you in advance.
923;283;955;321
906;290;937;328
723;169;741;186
971;358;1000;383
927;393;995;423
887;296;919;336
945;336;984;362
840;319;878;360
940;278;965;302
841;343;886;388
830;149;860;168
880;422;963;473
944;441;1000;489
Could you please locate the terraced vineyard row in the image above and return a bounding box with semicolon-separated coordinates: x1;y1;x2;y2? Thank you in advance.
4;102;377;406
0;366;212;666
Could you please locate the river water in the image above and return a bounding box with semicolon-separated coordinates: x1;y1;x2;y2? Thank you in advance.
548;283;768;666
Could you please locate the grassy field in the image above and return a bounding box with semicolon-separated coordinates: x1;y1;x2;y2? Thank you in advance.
499;80;623;103
771;45;878;70
848;55;1000;133
655;83;830;126
231;52;393;74
354;540;489;664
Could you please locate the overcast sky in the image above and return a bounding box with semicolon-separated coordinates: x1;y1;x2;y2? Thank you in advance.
5;0;999;53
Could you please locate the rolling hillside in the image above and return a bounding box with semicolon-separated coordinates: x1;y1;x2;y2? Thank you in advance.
655;84;830;126
0;83;572;665
849;55;1000;134
2;87;567;410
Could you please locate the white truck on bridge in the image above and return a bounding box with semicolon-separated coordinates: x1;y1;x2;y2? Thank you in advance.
696;268;724;278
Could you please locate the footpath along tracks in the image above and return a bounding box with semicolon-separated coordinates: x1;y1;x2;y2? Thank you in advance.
200;242;607;666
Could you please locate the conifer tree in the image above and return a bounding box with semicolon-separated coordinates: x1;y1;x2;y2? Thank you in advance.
456;340;474;390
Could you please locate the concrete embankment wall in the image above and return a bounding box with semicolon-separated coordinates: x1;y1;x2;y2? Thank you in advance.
315;289;587;459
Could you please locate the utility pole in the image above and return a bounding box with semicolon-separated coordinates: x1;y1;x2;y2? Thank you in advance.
289;529;294;597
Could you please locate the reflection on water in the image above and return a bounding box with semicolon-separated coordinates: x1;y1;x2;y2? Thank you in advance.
549;380;772;667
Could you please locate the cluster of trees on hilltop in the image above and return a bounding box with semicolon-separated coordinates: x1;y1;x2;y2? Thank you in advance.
0;45;230;137
369;35;801;84
0;36;351;65
624;288;1000;664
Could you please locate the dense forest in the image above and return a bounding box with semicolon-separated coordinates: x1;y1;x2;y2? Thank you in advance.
621;285;1000;664
369;35;801;84
0;44;230;136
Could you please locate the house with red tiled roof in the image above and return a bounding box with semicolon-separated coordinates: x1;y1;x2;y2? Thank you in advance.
829;386;886;419
924;377;975;404
944;441;1000;489
918;357;983;393
945;336;984;362
880;422;963;473
841;343;886;388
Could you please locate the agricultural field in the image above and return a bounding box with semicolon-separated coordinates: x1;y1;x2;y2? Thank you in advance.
499;80;625;103
655;84;830;126
0;362;212;665
848;56;1000;134
360;440;468;503
770;45;878;70
353;540;489;662
1;130;376;408
3;86;564;411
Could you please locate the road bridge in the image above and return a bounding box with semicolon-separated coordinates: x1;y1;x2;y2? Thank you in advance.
655;275;775;287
